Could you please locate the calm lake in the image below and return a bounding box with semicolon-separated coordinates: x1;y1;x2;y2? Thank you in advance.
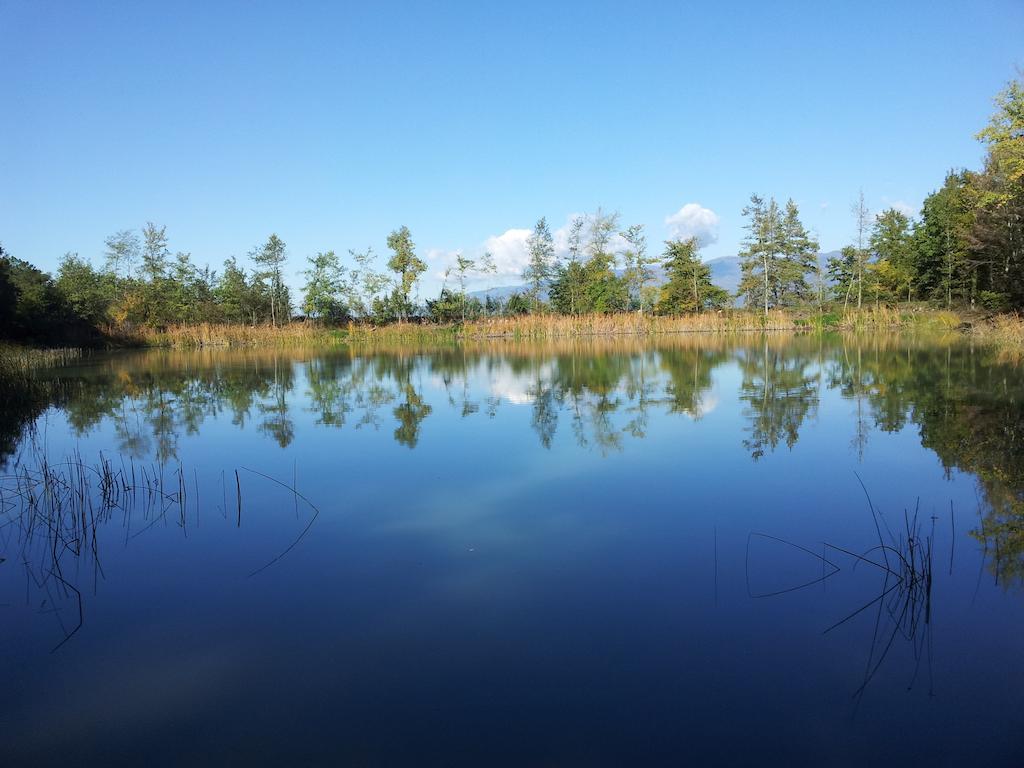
1;334;1022;765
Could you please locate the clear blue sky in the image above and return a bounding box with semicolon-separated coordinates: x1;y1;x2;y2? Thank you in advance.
2;0;1022;295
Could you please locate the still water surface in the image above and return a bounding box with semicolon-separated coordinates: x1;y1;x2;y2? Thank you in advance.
1;334;1022;765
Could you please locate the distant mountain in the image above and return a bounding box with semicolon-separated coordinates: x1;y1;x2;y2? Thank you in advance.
468;283;530;302
469;252;839;304
705;256;741;295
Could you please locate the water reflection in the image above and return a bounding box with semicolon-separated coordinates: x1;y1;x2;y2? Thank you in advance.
2;334;1023;586
3;334;1024;764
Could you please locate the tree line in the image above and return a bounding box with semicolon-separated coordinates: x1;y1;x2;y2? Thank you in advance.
2;77;1020;342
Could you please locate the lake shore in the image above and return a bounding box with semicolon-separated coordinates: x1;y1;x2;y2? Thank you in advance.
2;308;1021;356
115;307;1020;349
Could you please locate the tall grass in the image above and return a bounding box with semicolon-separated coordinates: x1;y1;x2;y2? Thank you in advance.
64;307;1024;349
971;313;1024;363
0;344;82;375
973;313;1024;345
456;310;798;339
129;322;341;348
0;345;82;415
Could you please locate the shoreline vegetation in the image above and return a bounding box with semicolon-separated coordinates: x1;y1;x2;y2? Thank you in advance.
0;307;1019;356
116;306;1013;349
2;76;1021;358
4;308;1016;363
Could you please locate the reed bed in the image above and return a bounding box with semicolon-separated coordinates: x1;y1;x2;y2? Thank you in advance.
129;322;341;348
340;307;967;344
0;344;82;375
456;310;798;339
972;313;1024;346
837;305;961;330
23;307;1023;351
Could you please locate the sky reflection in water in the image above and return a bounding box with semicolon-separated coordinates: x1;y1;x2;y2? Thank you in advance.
1;334;1022;765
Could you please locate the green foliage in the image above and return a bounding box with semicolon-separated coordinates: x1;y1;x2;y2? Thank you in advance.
976;78;1024;192
251;234;290;326
103;230;140;278
736;196;817;313
302;250;348;323
913;171;978;307
385;226;426;319
0;247;100;343
621;223;659;313
523;217;554;310
869;208;915;302
0;251;17;329
55;253;115;325
655;237;728;314
583;253;629;314
214;257;248;323
426;289;483;323
548;261;587;315
504;292;531;316
371;288;414;325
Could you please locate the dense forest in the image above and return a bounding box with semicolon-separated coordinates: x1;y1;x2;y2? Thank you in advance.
2;77;1021;344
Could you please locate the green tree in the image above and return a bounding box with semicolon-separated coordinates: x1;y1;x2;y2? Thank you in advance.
385;226;426;321
56;252;114;325
0;248;16;330
913;171;977;307
215;257;251;323
302;250;347;323
737;195;816;313
827;246;858;302
971;77;1024;309
523;217;554;312
582;209;628;313
251;234;290;325
870;208;916;303
976;77;1024;195
737;195;784;314
778;199;819;306
848;191;872;309
140;223;170;282
655;237;728;314
621;224;659;314
103;229;140;278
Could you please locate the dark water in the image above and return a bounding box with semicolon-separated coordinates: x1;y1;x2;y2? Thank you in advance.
1;334;1022;766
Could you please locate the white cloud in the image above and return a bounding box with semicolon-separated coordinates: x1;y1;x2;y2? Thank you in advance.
423;210;647;289
664;203;720;246
482;228;533;277
888;199;917;217
874;196;919;219
425;232;530;285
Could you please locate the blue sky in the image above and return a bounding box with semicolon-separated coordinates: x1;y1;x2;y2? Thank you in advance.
2;0;1022;296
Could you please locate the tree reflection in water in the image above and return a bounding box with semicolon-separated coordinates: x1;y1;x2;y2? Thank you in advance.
1;334;1022;585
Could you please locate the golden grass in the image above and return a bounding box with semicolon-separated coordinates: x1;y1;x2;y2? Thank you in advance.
91;308;1024;351
128;322;342;348
970;313;1024;363
834;306;962;330
457;310;798;339
973;313;1024;345
0;344;82;374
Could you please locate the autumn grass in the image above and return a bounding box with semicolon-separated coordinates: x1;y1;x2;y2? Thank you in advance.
971;313;1024;362
128;322;344;348
86;308;1024;351
0;344;82;374
973;313;1024;345
455;310;797;339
